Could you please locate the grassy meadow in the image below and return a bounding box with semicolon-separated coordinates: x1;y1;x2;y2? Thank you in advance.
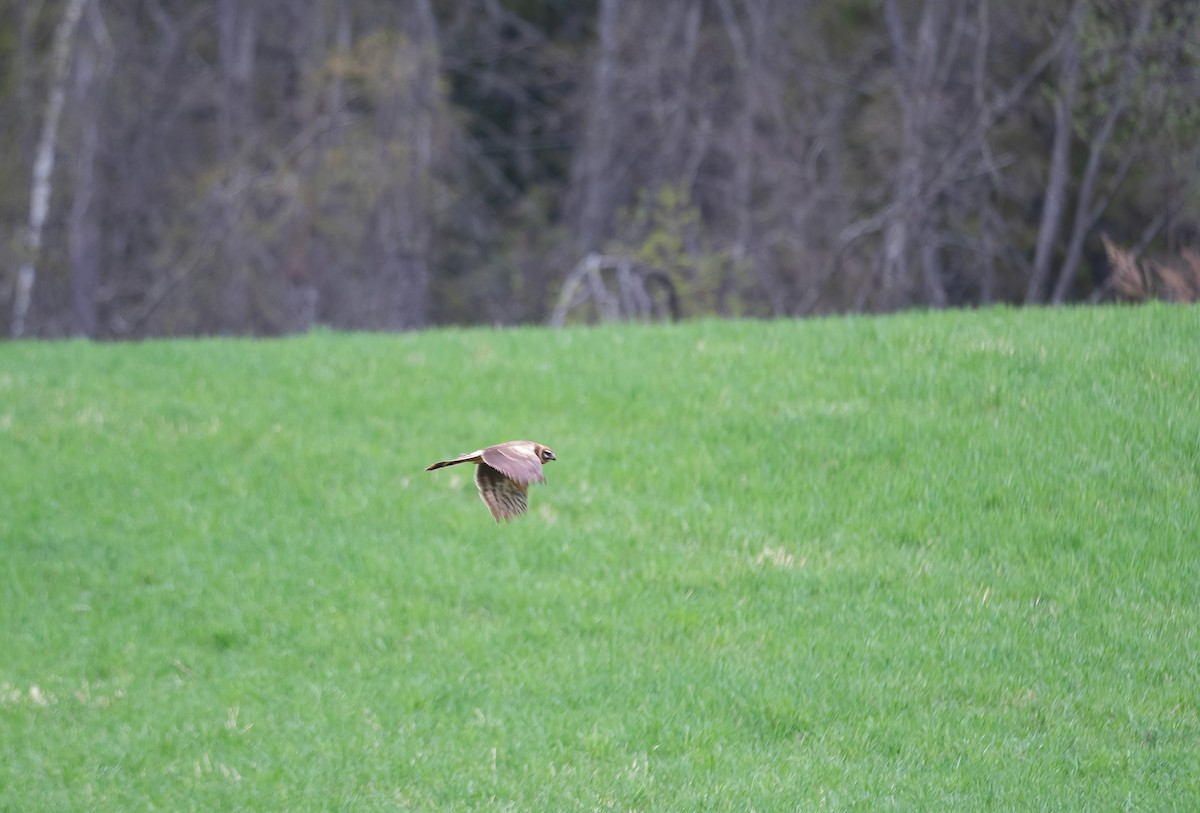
1;305;1198;810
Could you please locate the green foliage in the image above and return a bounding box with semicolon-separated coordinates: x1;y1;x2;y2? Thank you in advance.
2;307;1199;809
323;29;438;120
0;16;17;97
809;0;878;54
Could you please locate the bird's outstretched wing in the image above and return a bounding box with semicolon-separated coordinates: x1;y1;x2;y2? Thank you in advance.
479;441;545;485
474;462;530;521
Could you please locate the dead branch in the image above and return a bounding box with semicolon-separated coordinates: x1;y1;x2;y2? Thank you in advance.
549;252;680;326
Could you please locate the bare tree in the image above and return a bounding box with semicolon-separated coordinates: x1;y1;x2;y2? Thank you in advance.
68;2;112;337
821;0;1065;312
1048;1;1154;303
1024;1;1083;304
361;0;440;330
1019;0;1192;304
11;0;89;338
714;0;788;314
215;0;259;333
878;0;955;309
829;0;989;311
572;0;622;255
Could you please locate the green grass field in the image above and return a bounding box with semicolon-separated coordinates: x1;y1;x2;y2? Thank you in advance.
2;305;1198;810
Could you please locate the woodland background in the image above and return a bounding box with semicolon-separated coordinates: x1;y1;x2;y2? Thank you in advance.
2;0;1198;338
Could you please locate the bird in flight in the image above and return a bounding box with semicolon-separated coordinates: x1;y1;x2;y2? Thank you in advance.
425;440;556;521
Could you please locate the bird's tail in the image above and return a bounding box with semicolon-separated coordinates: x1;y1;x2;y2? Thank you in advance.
425;459;466;472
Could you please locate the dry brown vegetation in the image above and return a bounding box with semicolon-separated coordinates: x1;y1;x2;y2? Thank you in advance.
1101;235;1200;304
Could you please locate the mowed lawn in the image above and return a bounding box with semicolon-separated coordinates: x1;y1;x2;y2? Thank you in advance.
1;306;1198;810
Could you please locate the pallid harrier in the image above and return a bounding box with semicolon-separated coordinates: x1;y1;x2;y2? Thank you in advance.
425;440;555;521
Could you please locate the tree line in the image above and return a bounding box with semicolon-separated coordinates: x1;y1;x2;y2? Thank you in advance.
2;0;1197;338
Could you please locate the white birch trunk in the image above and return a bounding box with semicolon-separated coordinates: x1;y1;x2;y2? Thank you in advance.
12;0;89;338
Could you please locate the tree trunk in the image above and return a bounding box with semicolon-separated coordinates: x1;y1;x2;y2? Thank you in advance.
68;4;110;338
11;0;89;338
715;0;785;315
69;81;101;337
574;0;621;254
216;0;258;334
878;0;944;310
1025;3;1080;304
1049;2;1153;304
360;0;438;330
393;0;437;329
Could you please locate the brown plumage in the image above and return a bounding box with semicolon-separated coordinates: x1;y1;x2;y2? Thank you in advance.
425;440;556;521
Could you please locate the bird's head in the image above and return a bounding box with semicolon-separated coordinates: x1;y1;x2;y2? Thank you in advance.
539;446;556;463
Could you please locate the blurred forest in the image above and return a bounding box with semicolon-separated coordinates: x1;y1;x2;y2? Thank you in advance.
2;0;1198;338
